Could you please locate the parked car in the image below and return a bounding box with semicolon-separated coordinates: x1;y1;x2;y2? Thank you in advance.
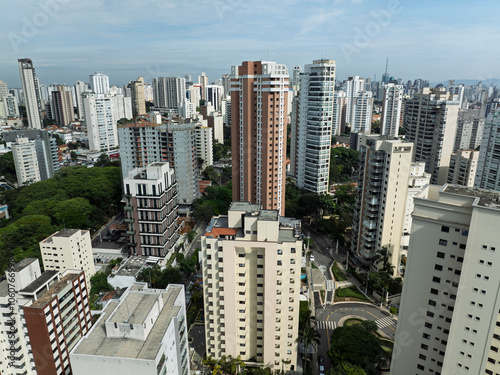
319;364;325;375
318;355;325;365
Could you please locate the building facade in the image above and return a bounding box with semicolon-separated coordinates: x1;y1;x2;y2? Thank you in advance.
391;185;500;375
23;270;92;375
351;134;413;270
230;61;289;215
447;150;479;187
128;76;146;116
201;202;302;371
12;136;41;186
291;59;335;194
474;109;500;191
123;162;179;257
40;229;96;285
89;72;110;95
70;283;189;375
454;109;484;152
18;58;43;129
52;85;75;126
404;87;460;185
152;77;186;114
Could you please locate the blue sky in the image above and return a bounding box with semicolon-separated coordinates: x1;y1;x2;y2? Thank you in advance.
1;0;499;87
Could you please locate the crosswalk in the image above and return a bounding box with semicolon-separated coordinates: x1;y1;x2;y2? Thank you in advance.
316;320;337;330
375;316;396;329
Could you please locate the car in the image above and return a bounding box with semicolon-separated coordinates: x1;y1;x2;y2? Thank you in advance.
318;355;325;365
310;254;315;262
319;364;325;374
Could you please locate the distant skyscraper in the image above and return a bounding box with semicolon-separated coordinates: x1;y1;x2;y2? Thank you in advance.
82;93;117;152
230;61;289;215
18;58;43;129
152;77;186;114
291;59;335;194
205;84;223;111
198;72;208;100
381;83;403;137
381;57;390;84
89;72;110;94
351;91;373;133
350;134;413;270
74;80;88;120
52;85;75;126
475;108;500;190
128;76;146;116
292;65;302;89
404;87;460;185
454;109;484;152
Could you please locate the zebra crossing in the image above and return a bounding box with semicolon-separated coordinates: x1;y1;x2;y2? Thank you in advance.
375;316;396;329
316;320;337;330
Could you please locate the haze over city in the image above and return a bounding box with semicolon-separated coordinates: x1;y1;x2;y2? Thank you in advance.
1;0;499;86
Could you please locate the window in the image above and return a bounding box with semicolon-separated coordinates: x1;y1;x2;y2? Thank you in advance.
441;226;450;232
439;239;447;246
432;276;441;283
429;300;437;306
437;251;445;258
277;249;282;255
421;344;429;350
430;288;439;295
417;364;424;370
435;264;443;271
426;311;435;318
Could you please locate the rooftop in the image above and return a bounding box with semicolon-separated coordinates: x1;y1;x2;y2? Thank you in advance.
41;228;83;243
13;258;38;272
0;279;8;297
107;292;158;325
443;184;500;209
72;285;183;360
19;271;58;294
28;272;81;309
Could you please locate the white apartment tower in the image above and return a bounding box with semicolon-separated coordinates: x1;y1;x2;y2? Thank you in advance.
381;83;404;137
391;185;500;375
71;283;189;375
40;228;96;285
195;125;213;169
454;109;484;152
474;109;500;191
350;134;413;269
352;91;374;133
404;87;460;185
202;202;302;371
83;93;116;152
89;72;110;94
18;58;43;129
291;59;335;194
12;136;41;186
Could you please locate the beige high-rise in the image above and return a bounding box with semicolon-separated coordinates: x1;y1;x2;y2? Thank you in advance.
230;61;289;215
129;77;146;116
201;202;302;371
52;85;75;126
404;87;460;185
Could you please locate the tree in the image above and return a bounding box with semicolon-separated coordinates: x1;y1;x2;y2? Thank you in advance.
361;320;378;333
0;152;16;183
328;325;385;374
372;246;394;275
187;230;197;243
95;153;111;167
371;120;381;134
329;362;367;375
297;325;321;372
299;302;316;331
330;147;359;184
70;151;78;161
213;140;230;161
90;271;114;295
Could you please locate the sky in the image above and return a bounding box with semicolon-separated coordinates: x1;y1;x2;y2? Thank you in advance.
1;0;499;87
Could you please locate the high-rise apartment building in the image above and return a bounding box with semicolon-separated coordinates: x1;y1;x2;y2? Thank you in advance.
152;77;186;114
12;136;41;186
18;58;43;129
332;90;346;135
391;185;500;375
290;59;335;194
0;94;20;119
40;229;96;285
74;80;88;119
123;162;179;257
128;76;146;116
351;91;374;133
118;120;201;206
202;202;302;371
404;87;460;185
52;85;75;126
351;134;413;269
454;109;484;152
447;149;479;187
230;61;289;215
0;80;8;98
474;109;500;191
89;72;110;94
23;270;92;375
345;76;365;125
195;125;213;169
381;83;403;137
70;283;189;375
205;84;223;111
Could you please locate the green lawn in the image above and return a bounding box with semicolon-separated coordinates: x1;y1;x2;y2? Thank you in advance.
336;286;369;301
343;318;363;327
331;262;347;281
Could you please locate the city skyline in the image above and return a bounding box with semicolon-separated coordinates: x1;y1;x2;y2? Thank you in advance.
1;0;499;87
